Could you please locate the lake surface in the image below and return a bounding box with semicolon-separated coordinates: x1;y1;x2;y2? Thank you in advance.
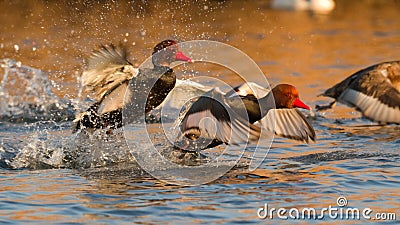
0;0;399;224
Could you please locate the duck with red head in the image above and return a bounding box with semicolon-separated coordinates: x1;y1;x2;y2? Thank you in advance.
73;40;192;132
175;82;316;151
272;84;311;110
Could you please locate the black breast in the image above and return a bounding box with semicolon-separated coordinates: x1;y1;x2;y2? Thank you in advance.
146;67;176;112
128;66;176;113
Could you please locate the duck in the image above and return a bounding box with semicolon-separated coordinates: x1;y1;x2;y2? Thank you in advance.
317;61;400;124
73;40;192;132
174;83;316;151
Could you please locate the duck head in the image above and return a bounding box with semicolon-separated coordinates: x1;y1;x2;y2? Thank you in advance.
152;39;193;67
272;84;311;110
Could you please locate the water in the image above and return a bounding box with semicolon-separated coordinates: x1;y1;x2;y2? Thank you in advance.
0;0;399;224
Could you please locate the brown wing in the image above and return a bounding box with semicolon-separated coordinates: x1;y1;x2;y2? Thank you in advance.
178;88;261;149
339;62;400;124
82;44;138;100
322;61;400;124
348;62;400;108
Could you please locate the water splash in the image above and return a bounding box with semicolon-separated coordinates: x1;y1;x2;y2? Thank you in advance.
64;130;136;169
0;121;65;169
1;122;138;170
0;59;137;170
0;58;75;122
0;59;248;175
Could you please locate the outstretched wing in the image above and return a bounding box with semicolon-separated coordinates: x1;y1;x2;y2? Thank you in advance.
260;108;315;143
178;88;261;150
82;44;138;100
338;62;400;124
321;61;400;124
338;89;400;124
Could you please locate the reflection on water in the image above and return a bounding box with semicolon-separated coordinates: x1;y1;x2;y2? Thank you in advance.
1;0;400;224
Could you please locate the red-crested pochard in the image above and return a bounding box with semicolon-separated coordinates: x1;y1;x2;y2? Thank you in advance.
73;40;192;132
317;61;400;124
174;83;316;151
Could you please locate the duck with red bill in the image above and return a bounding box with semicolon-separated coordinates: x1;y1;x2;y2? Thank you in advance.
74;39;193;132
175;83;316;151
293;98;311;110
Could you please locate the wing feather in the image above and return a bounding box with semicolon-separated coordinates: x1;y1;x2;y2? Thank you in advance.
178;88;261;150
261;108;315;142
82;44;138;100
339;89;400;124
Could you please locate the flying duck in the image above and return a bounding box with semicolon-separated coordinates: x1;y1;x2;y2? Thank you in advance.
174;83;316;151
73;40;192;132
317;61;400;124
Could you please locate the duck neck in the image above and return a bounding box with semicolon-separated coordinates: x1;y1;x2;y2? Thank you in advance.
154;65;174;81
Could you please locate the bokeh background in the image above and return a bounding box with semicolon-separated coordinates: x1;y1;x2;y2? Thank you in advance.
1;0;399;104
